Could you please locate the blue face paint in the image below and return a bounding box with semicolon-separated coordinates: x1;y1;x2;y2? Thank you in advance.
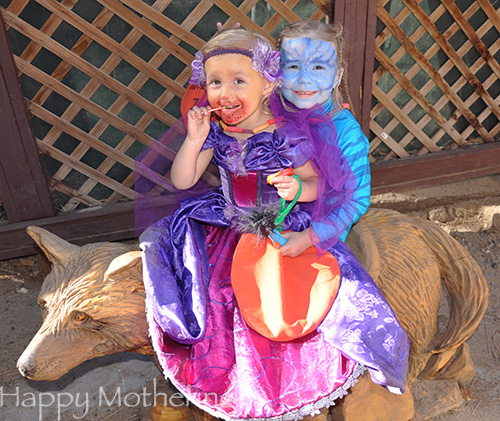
280;38;338;109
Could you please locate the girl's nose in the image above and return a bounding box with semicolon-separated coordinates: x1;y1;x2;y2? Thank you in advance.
221;84;234;99
298;69;311;85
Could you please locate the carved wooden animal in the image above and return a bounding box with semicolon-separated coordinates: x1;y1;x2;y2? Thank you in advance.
17;208;488;420
16;236;152;380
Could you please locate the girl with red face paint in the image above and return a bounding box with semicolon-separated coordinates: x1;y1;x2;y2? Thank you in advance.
171;29;319;205
135;28;409;421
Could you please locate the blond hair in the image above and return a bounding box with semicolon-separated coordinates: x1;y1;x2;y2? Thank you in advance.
277;20;351;110
201;29;276;115
203;28;272;54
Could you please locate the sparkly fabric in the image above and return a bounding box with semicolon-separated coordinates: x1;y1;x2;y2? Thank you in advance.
139;125;410;420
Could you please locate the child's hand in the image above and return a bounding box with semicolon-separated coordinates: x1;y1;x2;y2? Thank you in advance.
216;21;241;31
271;175;300;201
280;230;313;257
186;106;211;144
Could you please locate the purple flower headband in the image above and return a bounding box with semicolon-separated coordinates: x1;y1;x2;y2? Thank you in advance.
189;39;282;86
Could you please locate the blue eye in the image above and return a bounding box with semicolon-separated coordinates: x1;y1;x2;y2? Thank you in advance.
313;65;325;71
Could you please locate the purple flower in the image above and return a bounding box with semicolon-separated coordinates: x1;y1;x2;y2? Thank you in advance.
250;40;282;83
189;51;206;86
188;40;282;87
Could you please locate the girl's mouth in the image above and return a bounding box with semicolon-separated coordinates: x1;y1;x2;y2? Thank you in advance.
221;104;241;112
218;104;246;125
293;90;318;98
210;104;241;112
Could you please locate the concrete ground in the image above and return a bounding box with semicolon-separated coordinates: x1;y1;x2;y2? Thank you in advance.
371;174;500;231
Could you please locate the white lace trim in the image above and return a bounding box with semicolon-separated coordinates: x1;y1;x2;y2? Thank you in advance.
162;362;366;421
143;266;367;421
229;363;366;421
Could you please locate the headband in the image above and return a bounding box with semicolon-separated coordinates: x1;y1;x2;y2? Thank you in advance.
189;39;282;86
203;48;252;62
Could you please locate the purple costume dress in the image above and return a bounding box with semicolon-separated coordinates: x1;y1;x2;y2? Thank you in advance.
139;122;410;420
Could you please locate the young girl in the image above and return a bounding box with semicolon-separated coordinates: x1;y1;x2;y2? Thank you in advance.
277;20;372;256
136;28;409;420
274;18;412;397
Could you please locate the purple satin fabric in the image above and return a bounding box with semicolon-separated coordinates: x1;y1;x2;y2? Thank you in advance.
144;224;360;419
319;241;410;390
139;127;409;419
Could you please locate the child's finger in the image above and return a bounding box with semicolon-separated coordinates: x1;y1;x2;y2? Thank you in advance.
188;106;210;120
188;107;201;119
270;175;291;185
199;106;211;115
276;189;293;201
273;178;296;191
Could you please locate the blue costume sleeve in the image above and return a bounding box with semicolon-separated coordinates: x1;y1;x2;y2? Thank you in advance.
333;108;371;242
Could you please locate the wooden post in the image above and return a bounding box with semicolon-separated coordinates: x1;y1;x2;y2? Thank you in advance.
0;10;54;223
331;0;378;136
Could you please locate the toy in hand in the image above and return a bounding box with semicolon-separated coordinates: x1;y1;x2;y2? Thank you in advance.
231;169;340;342
266;166;294;185
266;167;299;245
230;169;301;246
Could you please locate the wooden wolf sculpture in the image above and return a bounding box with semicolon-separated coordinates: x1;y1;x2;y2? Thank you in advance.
17;208;488;420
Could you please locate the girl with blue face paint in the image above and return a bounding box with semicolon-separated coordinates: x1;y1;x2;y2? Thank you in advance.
280;37;340;110
276;20;371;256
274;19;409;401
278;20;346;111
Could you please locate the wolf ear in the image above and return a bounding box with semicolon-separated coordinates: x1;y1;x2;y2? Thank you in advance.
26;226;79;265
104;251;143;282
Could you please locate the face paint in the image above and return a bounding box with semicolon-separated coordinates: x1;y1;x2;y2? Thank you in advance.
205;54;272;129
280;38;338;109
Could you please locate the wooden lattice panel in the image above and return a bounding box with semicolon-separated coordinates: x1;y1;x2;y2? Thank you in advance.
1;0;327;213
371;0;500;162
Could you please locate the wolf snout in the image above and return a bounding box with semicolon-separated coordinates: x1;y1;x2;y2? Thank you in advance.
17;357;36;378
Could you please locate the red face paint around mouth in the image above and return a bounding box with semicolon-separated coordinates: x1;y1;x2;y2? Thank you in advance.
219;102;247;125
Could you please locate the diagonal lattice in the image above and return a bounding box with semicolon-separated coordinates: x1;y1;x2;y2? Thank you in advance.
3;0;499;211
371;0;500;162
1;0;326;213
